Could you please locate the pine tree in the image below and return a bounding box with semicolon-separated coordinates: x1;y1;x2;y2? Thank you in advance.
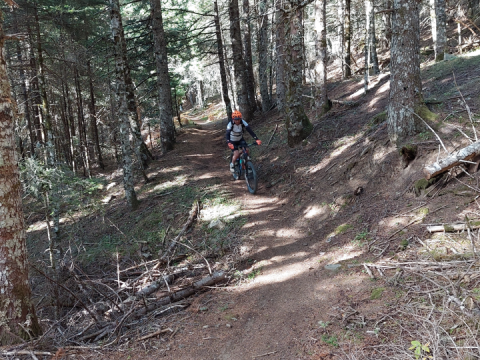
284;0;312;146
0;2;42;344
387;0;434;144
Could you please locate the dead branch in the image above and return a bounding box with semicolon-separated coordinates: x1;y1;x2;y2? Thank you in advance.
452;71;477;141
267;124;278;146
424;141;480;179
132;271;226;317
135;274;174;298
426;221;480;233
31;264;99;322
409;110;448;155
137;327;173;341
160;199;200;262
331;99;358;106
0;350;52;357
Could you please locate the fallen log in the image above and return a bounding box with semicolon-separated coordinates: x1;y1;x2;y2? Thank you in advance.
132;270;227;317
331;99;358;106
424;141;480;179
426;221;480;233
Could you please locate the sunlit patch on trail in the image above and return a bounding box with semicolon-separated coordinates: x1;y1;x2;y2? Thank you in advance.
159;166;185;173
196;173;221;180
307;136;358;175
152;175;188;192
304;205;328;219
200;204;240;222
276;228;303;238
243;220;270;228
330;245;363;262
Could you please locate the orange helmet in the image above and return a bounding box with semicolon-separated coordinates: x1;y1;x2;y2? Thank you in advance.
232;110;242;120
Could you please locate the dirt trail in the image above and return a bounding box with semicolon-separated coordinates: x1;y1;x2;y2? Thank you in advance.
150;119;363;360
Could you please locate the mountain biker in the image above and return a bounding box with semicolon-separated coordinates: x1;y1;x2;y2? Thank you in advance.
226;110;261;173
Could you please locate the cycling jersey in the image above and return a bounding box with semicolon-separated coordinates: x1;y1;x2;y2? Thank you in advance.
226;119;258;143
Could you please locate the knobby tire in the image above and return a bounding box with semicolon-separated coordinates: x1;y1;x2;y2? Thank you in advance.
245;161;258;194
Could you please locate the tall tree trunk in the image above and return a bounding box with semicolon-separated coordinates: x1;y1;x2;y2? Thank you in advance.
59;83;73;167
382;0;392;49
344;0;352;77
110;0;150;182
197;80;204;108
314;0;330;116
0;9;42;344
64;80;77;174
269;10;275;103
214;0;233;122
13;11;35;157
337;0;345;69
258;0;272;112
242;0;257;112
457;4;462;54
275;0;286;112
74;66;91;177
284;0;313;146
150;0;176;153
366;0;379;73
34;2;54;165
88;61;104;169
109;0;139;209
26;25;43;148
388;0;433;145
229;0;251;121
433;0;447;61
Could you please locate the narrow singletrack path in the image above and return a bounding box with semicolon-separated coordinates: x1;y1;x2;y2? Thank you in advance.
151;119;366;360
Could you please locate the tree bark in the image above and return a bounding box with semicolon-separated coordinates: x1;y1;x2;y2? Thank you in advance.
258;0;272;112
0;9;42;343
214;0;233;122
242;0;257;112
33;2;54;165
284;0;313;147
344;0;352;78
74;66;91;177
109;0;139;210
150;0;176;153
229;0;251;121
366;0;379;74
275;0;286;112
110;0;150;183
387;0;430;145
88;61;104;170
314;0;330;116
433;0;447;61
382;0;392;49
337;0;345;69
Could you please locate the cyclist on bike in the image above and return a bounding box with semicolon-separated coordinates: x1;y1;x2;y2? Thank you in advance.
226;110;261;173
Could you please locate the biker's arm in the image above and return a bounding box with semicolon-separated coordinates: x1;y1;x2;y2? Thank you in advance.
243;120;258;140
225;122;232;143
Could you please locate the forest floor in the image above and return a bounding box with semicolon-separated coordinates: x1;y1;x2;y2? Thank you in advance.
4;51;480;360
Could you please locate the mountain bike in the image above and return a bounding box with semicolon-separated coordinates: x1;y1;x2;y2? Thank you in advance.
230;143;258;194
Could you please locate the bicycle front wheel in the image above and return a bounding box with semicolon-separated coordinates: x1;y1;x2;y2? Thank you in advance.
244;161;258;194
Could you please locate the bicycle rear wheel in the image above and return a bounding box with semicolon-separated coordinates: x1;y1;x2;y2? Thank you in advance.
244;161;258;194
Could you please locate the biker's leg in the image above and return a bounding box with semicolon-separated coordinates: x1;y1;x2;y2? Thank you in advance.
231;150;240;163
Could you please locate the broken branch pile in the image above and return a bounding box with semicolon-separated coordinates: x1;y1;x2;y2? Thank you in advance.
9;199;231;357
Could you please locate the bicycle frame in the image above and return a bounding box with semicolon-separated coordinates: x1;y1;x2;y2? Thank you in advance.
230;143;258;194
235;143;256;174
